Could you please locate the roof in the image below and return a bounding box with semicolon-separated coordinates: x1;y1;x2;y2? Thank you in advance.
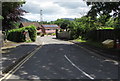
20;22;41;28
41;24;59;28
41;24;60;30
42;24;58;27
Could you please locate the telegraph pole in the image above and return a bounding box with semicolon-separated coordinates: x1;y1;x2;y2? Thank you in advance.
40;10;43;24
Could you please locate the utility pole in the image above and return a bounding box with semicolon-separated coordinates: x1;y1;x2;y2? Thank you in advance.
40;9;43;24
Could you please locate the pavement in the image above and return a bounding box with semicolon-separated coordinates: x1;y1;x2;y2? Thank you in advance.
0;36;119;80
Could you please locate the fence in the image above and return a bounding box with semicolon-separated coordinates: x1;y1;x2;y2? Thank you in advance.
86;29;120;42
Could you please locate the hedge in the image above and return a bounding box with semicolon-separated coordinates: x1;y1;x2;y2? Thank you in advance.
25;25;37;42
7;25;37;42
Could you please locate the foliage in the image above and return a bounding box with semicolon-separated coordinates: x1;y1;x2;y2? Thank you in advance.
7;27;26;42
68;16;97;39
68;21;81;39
86;2;120;18
7;25;37;42
0;15;4;20
2;1;27;30
52;33;56;36
97;15;110;26
60;19;71;30
53;19;65;26
74;37;104;48
75;16;97;31
24;25;37;42
75;36;86;42
53;11;119;41
105;18;115;27
10;22;20;29
97;27;114;30
105;17;120;29
26;39;32;43
60;29;63;32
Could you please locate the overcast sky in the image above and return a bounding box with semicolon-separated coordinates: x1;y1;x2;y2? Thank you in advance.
21;0;91;22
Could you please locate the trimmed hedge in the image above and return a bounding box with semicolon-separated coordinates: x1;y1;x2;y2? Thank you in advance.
7;25;37;42
25;25;37;42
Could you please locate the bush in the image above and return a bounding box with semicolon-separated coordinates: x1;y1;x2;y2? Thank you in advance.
7;25;37;42
52;33;56;35
25;25;37;42
7;27;26;42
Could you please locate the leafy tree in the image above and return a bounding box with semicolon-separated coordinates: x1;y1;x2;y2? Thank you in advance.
68;21;82;39
53;19;71;30
53;19;65;26
86;2;120;28
75;16;97;31
86;2;120;18
97;15;110;26
105;17;115;27
2;1;26;31
60;20;71;30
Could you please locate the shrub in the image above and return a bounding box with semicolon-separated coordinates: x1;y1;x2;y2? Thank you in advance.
7;25;37;42
7;27;26;42
60;29;63;32
52;33;56;36
25;25;37;42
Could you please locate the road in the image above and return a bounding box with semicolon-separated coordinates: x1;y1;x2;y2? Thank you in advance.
6;36;118;79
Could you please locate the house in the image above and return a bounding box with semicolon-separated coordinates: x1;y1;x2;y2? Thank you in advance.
19;22;41;29
41;24;60;34
19;23;60;35
19;22;45;34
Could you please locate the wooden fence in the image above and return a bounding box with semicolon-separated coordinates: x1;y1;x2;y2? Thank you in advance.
86;29;120;42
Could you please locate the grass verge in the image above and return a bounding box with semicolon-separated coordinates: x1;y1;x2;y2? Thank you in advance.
74;38;105;49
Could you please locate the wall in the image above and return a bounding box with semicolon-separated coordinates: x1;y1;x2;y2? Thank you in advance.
57;31;71;39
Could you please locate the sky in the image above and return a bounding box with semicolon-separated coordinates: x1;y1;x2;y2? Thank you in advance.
21;0;91;22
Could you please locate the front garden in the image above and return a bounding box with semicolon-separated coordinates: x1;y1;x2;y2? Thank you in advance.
6;25;37;42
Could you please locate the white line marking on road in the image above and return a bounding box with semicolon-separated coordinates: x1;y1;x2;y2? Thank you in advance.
0;42;44;81
64;55;94;80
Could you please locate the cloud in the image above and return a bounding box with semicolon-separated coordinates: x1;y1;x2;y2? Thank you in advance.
54;1;87;9
21;13;40;21
21;0;90;21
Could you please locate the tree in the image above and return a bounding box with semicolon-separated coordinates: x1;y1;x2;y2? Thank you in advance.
86;2;120;18
53;19;65;26
86;2;120;28
60;19;71;31
97;15;110;26
105;17;115;27
2;1;27;31
75;16;97;31
53;19;71;30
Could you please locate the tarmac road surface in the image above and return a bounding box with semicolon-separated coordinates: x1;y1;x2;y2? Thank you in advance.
5;36;118;80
